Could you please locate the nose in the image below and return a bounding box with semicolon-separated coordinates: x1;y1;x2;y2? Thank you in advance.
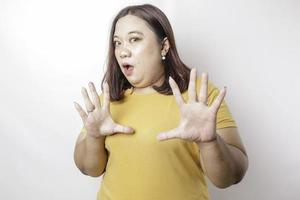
120;47;131;58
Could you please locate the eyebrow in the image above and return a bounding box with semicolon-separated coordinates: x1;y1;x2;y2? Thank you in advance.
113;31;144;38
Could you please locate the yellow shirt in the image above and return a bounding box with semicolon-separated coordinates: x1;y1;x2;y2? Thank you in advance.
82;77;237;200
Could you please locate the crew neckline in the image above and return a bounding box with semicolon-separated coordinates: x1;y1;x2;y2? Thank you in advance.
125;87;160;96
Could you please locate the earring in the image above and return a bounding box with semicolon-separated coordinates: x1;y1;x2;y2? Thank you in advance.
162;54;166;60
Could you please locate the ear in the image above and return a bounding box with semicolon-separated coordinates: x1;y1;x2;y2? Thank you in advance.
161;37;170;56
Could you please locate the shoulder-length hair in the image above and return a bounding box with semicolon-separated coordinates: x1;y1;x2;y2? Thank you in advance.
101;3;191;101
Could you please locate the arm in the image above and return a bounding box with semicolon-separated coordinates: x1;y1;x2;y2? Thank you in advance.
73;82;134;177
156;69;248;188
198;127;248;188
73;129;108;177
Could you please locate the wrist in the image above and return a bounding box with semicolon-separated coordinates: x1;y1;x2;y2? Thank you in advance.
86;128;104;138
86;131;105;140
196;133;218;146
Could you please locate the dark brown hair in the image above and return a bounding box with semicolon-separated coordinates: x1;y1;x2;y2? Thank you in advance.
101;3;191;101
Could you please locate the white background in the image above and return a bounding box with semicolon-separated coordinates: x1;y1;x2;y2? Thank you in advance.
1;0;299;199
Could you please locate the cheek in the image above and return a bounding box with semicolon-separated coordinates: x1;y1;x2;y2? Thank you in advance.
114;49;119;59
135;45;160;64
114;49;122;64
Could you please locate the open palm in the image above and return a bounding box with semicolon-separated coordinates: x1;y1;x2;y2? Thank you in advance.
156;68;226;143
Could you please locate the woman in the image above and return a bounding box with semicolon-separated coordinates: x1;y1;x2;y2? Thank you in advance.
73;4;248;200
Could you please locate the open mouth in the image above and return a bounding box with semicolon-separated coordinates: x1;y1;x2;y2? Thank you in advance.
123;64;133;69
122;63;134;68
122;64;134;75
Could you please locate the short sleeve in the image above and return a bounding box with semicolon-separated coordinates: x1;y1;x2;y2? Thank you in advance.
196;77;237;129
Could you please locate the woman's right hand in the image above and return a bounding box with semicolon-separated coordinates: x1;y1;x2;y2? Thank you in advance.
74;81;135;138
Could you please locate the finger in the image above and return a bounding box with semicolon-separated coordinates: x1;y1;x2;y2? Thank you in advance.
113;123;135;134
198;73;208;104
102;82;110;111
188;68;197;103
210;87;226;114
73;101;88;122
81;87;95;112
169;77;185;107
88;82;101;109
156;128;180;141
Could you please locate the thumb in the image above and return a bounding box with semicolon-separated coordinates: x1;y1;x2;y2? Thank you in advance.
113;123;135;134
157;129;179;141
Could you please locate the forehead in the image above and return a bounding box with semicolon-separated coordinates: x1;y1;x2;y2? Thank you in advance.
114;15;153;36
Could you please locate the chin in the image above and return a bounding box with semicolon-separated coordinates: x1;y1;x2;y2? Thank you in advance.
128;79;143;88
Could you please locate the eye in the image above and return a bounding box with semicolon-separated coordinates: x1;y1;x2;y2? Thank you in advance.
129;37;140;43
113;40;121;47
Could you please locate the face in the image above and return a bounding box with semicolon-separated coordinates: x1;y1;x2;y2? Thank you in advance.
113;15;167;89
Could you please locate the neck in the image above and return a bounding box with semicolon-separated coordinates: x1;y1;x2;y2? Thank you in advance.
133;72;165;94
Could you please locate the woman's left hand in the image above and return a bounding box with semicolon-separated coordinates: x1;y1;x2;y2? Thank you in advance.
156;68;226;143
